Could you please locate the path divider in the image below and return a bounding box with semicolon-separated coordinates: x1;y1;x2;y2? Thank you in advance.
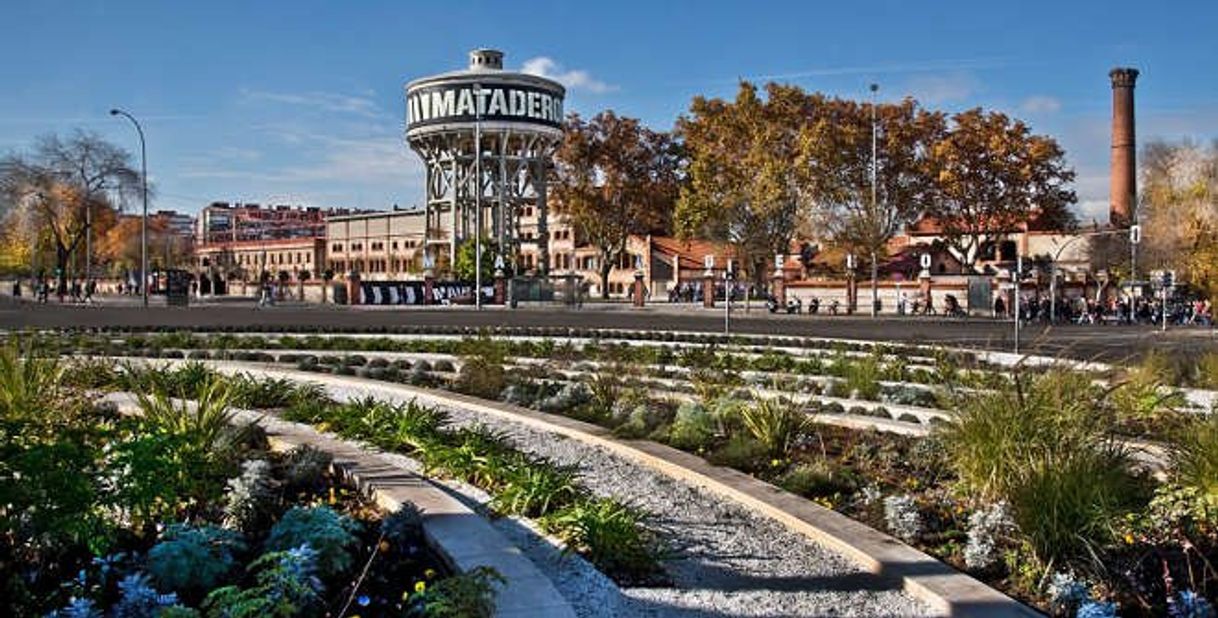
101;389;577;618
179;359;1040;618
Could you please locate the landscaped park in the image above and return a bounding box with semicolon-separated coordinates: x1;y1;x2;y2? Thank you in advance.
3;325;1216;617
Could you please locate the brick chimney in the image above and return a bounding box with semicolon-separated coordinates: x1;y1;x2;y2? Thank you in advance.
1109;67;1139;227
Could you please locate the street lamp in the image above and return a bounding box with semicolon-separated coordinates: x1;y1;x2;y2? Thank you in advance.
474;83;483;310
869;83;880;317
110;108;149;308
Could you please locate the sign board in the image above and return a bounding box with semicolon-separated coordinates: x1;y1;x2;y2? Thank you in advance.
406;83;565;131
493;254;505;271
775;254;784;269
1129;224;1142;245
845;254;857;270
920;254;932;269
703;255;714;270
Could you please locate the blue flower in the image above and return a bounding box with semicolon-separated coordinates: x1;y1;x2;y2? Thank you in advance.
1173;590;1216;618
357;594;371;607
1076;600;1118;618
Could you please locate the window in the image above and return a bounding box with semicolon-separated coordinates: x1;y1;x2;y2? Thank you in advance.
392;241;399;250
372;241;384;251
332;243;343;253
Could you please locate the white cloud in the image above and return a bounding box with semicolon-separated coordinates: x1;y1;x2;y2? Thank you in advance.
903;72;978;104
240;89;383;118
520;57;616;94
1021;95;1062;114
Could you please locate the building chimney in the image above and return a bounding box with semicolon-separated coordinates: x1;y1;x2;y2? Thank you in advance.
1109;67;1139;228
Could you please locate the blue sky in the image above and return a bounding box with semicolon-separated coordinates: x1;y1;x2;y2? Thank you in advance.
1;0;1215;222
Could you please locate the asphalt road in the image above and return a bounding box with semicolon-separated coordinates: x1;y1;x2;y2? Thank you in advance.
3;295;1213;363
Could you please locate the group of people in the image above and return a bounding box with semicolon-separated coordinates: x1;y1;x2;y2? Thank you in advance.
993;294;1214;326
15;277;99;304
667;281;750;304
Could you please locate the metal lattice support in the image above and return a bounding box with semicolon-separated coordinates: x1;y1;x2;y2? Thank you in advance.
406;49;564;277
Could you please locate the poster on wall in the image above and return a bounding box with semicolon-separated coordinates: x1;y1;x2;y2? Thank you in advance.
358;281;496;305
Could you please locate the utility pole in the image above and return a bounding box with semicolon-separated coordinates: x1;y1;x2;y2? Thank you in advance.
869;83;879;317
1129;223;1141;324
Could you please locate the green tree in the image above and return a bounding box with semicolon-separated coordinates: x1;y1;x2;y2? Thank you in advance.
553;111;682;299
924;109;1076;269
1136;139;1218;302
453;238;500;283
799;97;946;311
676;82;811;288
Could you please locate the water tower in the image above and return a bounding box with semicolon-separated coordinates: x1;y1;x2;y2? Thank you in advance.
405;49;565;275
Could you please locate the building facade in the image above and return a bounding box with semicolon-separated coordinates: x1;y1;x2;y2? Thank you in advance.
326;209;428;280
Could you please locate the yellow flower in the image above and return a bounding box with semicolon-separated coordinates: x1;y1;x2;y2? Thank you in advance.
414;581;426;594
317;421;331;432
424;568;436;579
770;459;782;468
1124;533;1135;545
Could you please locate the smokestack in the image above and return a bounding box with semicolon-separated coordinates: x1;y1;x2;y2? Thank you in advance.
1109;67;1139;228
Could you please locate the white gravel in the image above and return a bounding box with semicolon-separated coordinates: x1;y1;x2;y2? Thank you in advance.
235;367;934;617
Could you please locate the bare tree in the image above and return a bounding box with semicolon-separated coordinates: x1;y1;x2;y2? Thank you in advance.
0;131;143;287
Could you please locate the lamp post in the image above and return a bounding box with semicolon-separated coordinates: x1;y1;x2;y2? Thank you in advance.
110;108;149;307
474;83;483;310
869;83;880;317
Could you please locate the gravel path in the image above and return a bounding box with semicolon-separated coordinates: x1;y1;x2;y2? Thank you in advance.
226;366;933;617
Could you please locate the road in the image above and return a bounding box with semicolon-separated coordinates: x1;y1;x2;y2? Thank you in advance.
2;295;1213;363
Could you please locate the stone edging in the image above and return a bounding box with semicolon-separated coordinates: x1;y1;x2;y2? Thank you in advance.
199;361;1041;618
101;390;576;618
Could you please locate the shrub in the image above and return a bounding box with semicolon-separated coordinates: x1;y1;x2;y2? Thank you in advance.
112;572;180;618
1169;413;1218;498
282;445;332;489
537;382;591;413
223;459;278;531
544;498;663;582
963;502;1015;571
147;525;245;595
778;461;857;499
667;402;717;451
708;434;769;473
453;356;505;400
203;545;324;617
492;460;583;517
432;359;456;373
381;503;424;551
264;507;360;579
136;376;252;467
409;566;504;618
882;495;923;542
0;341;65;414
739;398;811;458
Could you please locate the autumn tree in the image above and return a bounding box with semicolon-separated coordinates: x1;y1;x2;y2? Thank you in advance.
553;111;682;298
924;109;1076;270
1137;139;1218;301
0;131;141;286
676;82;814;288
799;97;945;311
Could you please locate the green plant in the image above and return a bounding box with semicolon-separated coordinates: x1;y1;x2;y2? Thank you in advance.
409;566;504;618
778;461;857;499
707;433;769;472
0;340;64;416
147;524;245;596
738;398;811;457
453;356;506;400
223;459;278;531
492;460;583;517
281;445;332;489
938;368;1146;567
264;507;360;579
1169;413;1218;498
136;376;253;467
667;402;717;451
544;498;663;581
203;545;324;618
1009;445;1143;565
